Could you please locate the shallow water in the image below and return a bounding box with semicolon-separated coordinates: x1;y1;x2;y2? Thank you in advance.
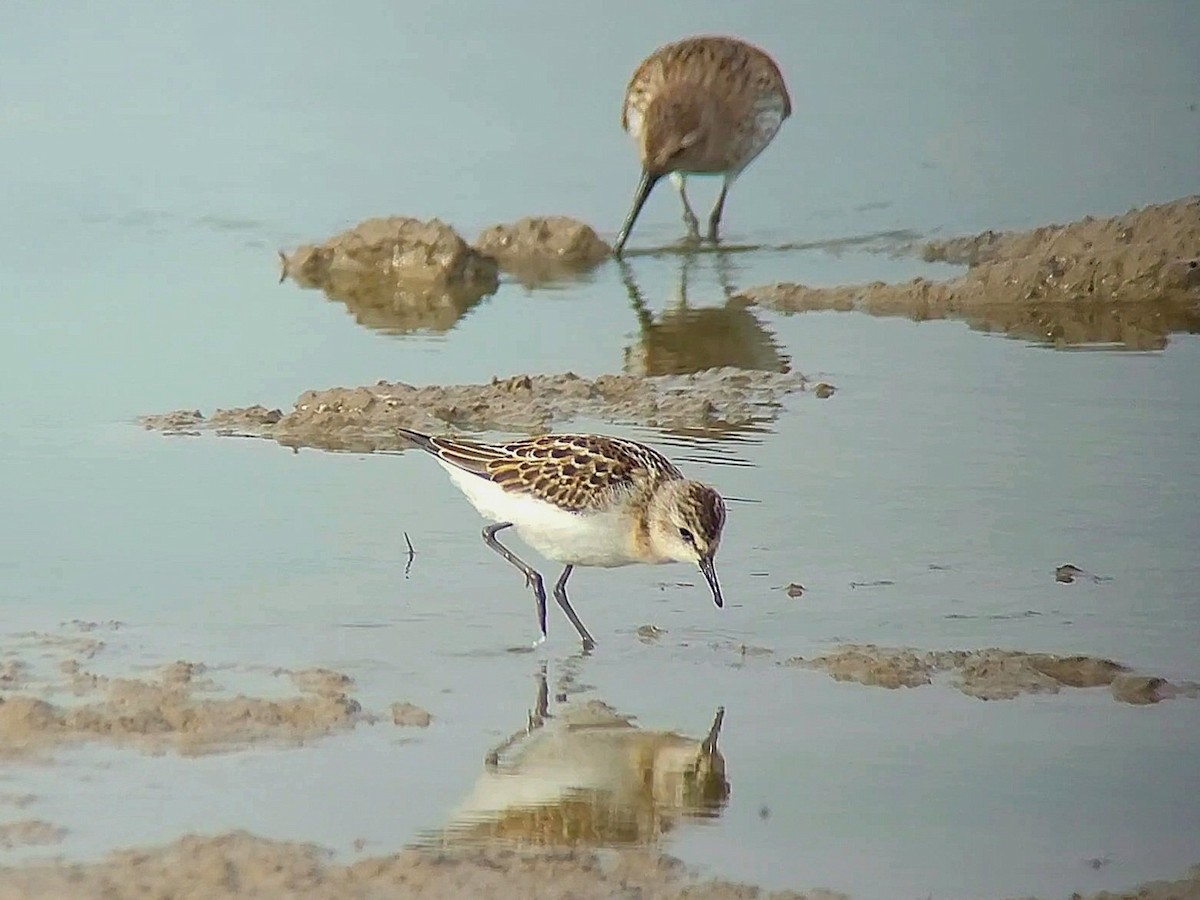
2;2;1200;898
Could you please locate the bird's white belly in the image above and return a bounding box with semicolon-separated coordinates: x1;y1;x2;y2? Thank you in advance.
442;463;641;568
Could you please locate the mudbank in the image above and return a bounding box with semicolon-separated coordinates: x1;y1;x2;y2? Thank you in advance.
139;369;817;453
278;217;500;334
742;196;1200;349
786;644;1200;704
475;216;611;286
0;629;431;759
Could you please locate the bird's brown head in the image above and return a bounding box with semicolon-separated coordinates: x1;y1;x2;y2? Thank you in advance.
639;90;714;176
646;480;727;608
614;89;728;253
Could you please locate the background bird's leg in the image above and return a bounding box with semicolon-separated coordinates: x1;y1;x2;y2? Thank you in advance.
553;565;596;650
713;245;737;301
675;250;697;310
670;172;701;240
483;523;547;641
707;177;731;243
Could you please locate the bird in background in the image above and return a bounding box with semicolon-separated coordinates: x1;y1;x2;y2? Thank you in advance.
395;427;727;650
614;35;792;253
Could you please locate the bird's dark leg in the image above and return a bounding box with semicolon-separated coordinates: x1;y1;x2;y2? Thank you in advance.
707;178;731;243
553;565;596;650
482;523;547;642
671;173;701;240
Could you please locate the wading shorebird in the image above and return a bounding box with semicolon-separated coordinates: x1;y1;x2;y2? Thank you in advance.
395;427;727;650
613;35;792;253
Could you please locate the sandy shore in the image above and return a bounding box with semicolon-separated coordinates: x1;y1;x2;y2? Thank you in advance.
0;831;1196;899
7;197;1200;897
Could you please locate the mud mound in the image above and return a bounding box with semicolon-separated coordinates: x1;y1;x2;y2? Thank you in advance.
743;195;1200;349
0;830;835;900
0;830;1196;899
0;820;65;850
0;634;377;759
785;645;1200;703
278;217;499;334
475;216;610;286
139;369;814;453
0;667;364;759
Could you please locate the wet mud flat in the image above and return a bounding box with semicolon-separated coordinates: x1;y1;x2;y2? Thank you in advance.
18;199;1196;897
0;625;434;766
3;627;1198;897
786;644;1200;704
0;824;1196;900
139;368;818;452
277;215;611;333
741;195;1200;349
0;628;800;899
274;200;1200;351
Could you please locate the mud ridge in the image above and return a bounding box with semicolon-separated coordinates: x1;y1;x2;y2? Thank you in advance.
278;217;500;335
475;215;611;287
0;831;1196;899
139;369;815;453
785;645;1200;703
0;633;430;759
0;830;836;900
742;195;1200;349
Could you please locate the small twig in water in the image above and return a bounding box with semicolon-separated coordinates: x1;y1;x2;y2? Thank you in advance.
404;531;416;577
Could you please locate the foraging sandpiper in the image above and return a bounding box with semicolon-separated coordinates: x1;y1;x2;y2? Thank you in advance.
396;427;727;649
614;35;792;252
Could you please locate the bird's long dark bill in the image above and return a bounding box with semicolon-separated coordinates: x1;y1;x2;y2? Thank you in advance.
699;555;724;608
613;169;661;253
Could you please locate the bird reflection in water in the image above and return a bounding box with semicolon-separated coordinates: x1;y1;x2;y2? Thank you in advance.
620;252;789;377
431;663;729;849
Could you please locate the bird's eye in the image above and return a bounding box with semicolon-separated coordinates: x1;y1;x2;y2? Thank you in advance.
679;527;695;543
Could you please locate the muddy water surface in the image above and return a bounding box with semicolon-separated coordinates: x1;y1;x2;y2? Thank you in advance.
2;3;1199;899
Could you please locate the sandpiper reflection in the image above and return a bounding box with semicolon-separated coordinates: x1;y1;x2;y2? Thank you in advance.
621;253;789;376
431;665;729;848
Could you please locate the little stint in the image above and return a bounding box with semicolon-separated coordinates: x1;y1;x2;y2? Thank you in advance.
396;427;727;649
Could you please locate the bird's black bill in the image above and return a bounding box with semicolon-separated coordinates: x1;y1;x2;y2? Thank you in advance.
699;555;723;608
613;169;661;254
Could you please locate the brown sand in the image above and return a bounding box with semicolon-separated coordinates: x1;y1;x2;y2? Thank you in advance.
278;217;500;334
0;833;841;900
0;633;431;759
475;215;611;286
0;832;1195;900
786;645;1200;703
139;368;814;452
391;702;433;728
0;820;65;851
277;215;610;331
741;196;1200;349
